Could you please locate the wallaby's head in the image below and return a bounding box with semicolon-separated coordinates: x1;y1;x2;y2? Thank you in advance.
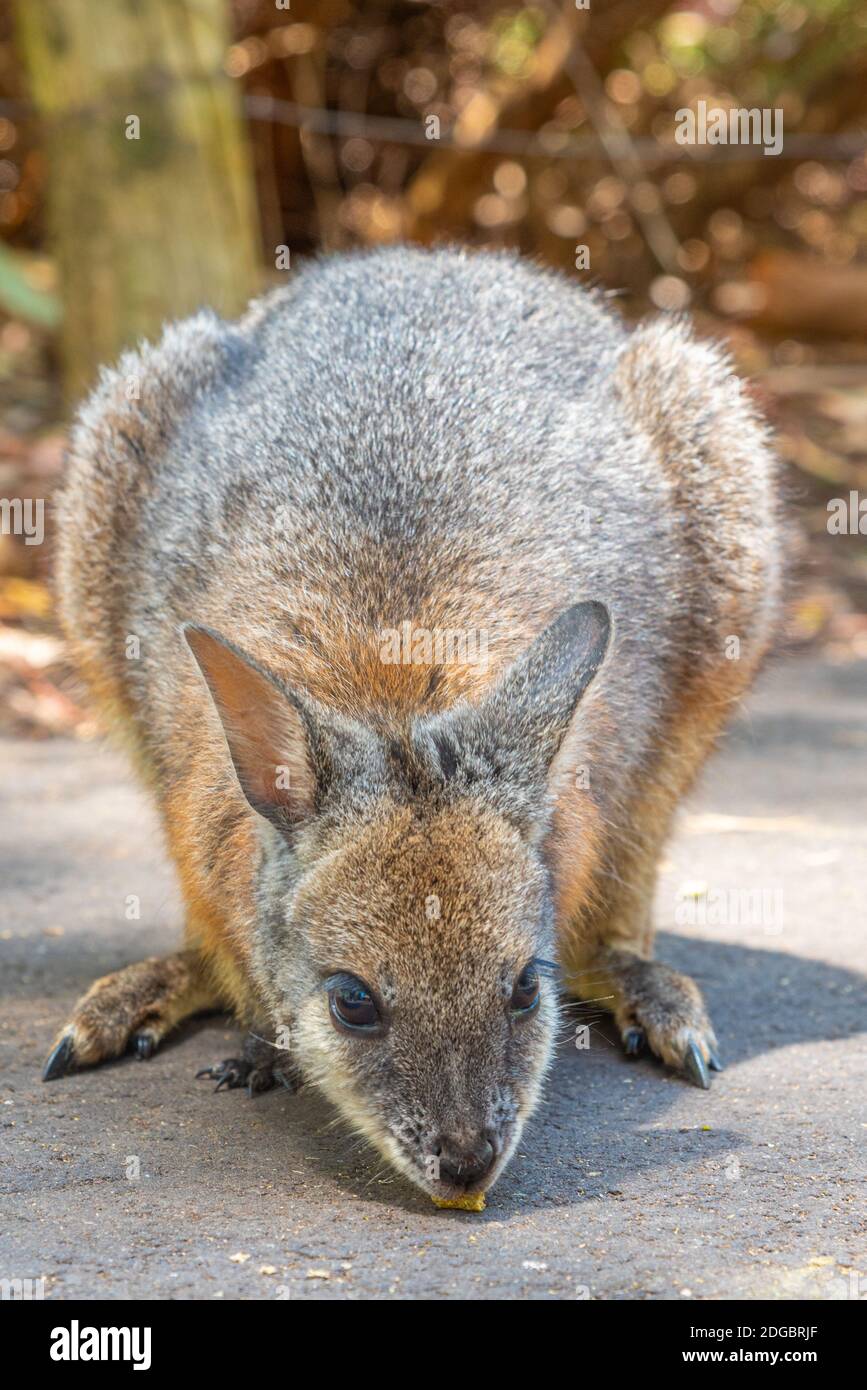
185;602;609;1199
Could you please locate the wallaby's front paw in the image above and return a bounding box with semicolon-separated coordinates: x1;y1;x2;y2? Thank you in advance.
196;1032;299;1098
195;1056;288;1096
42;951;217;1080
607;954;722;1089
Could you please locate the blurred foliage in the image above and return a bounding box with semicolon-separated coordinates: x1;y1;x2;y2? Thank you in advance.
0;0;866;735
0;1;865;316
216;0;867;312
0;1;861;307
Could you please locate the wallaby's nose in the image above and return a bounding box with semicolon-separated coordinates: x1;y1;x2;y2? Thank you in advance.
435;1134;496;1188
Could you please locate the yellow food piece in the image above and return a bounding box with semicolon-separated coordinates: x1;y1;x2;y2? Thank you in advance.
432;1191;486;1212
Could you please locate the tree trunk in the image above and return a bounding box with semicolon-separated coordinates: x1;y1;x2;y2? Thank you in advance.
15;0;261;403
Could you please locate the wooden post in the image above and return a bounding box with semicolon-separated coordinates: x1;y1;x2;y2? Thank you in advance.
15;0;262;403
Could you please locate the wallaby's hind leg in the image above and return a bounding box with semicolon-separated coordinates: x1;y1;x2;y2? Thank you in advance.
553;309;783;1085
42;950;221;1080
560;656;768;1087
558;316;782;1085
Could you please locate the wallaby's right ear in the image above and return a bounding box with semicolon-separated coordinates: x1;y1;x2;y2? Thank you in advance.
182;625;318;831
411;600;611;830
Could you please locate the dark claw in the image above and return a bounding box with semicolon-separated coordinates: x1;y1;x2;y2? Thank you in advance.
624;1027;646;1057
684;1039;711;1090
132;1033;156;1060
196;1058;250;1092
42;1034;75;1082
274;1066;301;1095
246;1066;275;1098
708;1046;723;1072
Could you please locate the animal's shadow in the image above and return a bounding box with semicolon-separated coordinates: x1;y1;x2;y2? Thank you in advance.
214;931;866;1215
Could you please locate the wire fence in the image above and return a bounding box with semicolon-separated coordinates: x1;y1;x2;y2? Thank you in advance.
0;93;862;163
247;95;867;164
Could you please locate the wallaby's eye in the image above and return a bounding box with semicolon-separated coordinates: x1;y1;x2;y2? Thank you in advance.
511;963;540;1017
327;975;381;1034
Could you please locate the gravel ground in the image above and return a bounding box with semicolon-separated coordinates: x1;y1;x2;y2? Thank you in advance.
1;652;865;1301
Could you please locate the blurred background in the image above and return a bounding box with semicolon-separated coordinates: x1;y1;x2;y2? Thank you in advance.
0;0;865;738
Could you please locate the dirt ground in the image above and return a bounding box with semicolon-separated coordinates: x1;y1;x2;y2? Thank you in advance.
1;651;865;1301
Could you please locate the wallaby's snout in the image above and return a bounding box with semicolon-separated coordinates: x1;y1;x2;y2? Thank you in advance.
432;1132;497;1193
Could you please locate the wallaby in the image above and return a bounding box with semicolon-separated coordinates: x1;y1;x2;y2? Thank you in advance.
48;246;781;1200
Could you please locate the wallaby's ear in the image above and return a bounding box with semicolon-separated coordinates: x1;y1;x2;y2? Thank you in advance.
413;600;610;819
182;625;318;830
486;600;610;744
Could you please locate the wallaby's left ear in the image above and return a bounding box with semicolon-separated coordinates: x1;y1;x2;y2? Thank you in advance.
412;600;611;812
182;624;320;830
485;599;611;747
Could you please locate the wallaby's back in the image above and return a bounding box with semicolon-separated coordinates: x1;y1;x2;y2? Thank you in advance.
58;243;780;813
